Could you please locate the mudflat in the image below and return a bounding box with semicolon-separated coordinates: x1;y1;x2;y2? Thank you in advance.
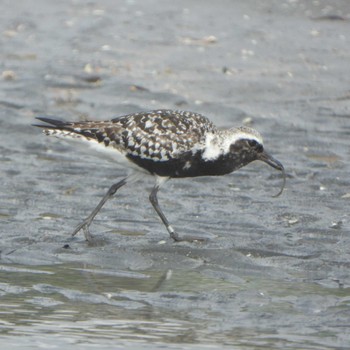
0;1;349;349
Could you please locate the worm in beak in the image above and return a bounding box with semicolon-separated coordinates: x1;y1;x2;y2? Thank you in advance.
258;152;286;197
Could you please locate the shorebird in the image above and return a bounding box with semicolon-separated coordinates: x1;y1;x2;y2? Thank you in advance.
35;109;285;242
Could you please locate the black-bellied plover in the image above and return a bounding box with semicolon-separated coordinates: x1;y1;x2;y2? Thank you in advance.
35;109;285;242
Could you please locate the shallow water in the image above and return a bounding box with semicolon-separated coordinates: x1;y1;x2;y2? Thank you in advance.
1;0;350;349
1;262;349;349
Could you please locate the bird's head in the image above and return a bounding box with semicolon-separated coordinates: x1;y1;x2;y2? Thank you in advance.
227;126;286;196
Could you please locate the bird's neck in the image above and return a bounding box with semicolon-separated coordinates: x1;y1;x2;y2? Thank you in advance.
201;130;232;162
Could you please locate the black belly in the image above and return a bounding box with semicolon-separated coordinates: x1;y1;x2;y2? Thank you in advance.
126;151;247;178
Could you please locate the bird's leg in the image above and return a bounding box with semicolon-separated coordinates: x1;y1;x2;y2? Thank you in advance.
149;184;181;242
149;183;205;242
72;178;127;241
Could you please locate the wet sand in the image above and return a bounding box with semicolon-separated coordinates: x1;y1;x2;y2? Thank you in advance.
1;0;350;349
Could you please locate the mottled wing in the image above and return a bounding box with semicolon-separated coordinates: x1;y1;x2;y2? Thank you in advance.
35;110;216;161
111;110;216;161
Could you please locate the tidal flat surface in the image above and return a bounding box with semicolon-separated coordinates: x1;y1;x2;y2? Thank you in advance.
0;0;350;349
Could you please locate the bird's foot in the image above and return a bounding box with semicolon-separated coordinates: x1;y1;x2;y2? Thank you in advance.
168;227;208;243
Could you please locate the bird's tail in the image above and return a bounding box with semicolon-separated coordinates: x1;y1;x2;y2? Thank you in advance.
33;116;111;144
33;116;84;138
33;116;73;130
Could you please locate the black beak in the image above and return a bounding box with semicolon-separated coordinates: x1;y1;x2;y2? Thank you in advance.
258;151;286;197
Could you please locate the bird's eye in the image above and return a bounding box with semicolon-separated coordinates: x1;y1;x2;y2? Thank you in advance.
248;139;263;152
248;139;258;147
